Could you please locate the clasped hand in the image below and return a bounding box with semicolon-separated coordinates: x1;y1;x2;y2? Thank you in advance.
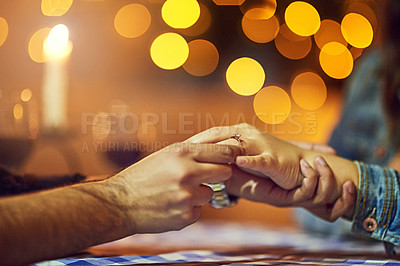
186;123;356;222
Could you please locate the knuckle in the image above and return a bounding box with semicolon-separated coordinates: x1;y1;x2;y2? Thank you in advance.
176;190;192;204
260;156;270;168
220;145;235;161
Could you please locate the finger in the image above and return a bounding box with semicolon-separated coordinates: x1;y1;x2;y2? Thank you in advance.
329;181;356;221
291;159;318;206
191;163;233;184
192;184;214;206
290;174;318;205
184;126;236;144
226;169;282;205
225;167;303;206
236;154;274;174
307;181;356;222
192;144;247;164
312;156;336;205
182;206;202;228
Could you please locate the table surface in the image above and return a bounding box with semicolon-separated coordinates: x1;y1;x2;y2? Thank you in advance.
35;221;400;265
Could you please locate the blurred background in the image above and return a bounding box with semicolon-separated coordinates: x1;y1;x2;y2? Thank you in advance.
0;0;378;227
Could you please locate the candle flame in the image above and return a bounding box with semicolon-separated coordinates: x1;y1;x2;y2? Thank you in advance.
44;24;72;58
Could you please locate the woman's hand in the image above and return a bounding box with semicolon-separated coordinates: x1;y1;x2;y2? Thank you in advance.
299;157;356;221
225;156;356;221
110;142;245;234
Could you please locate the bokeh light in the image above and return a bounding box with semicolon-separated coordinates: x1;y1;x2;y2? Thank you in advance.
162;0;200;29
0;17;8;47
285;1;320;37
183;40;219;77
41;0;73;16
180;3;211;36
314;19;347;50
150;33;189;70
319;42;353;79
253;86;291;124
291;72;327;111
275;24;312;60
21;88;32;102
346;2;378;31
341;13;373;48
213;0;245;5
226;57;265;96
28;27;51;63
242;15;279;43
13;104;23;120
114;4;151;38
240;0;277;20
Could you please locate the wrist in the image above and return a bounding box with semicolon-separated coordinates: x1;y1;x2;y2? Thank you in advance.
100;175;137;234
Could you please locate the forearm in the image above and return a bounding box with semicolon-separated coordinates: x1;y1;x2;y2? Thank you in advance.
0;176;133;265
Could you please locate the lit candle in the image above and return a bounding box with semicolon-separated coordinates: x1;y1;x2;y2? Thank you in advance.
42;24;73;131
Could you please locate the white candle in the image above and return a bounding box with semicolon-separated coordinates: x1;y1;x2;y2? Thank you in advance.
42;24;73;131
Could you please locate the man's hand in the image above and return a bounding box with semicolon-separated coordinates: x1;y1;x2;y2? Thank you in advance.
112;142;246;233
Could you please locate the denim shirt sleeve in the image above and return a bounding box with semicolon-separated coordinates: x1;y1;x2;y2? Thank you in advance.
352;161;400;247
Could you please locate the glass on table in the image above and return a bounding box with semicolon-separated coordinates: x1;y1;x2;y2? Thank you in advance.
0;88;38;172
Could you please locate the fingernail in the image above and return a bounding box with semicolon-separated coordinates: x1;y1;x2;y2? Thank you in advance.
316;156;327;166
236;156;247;164
300;159;311;168
347;184;356;195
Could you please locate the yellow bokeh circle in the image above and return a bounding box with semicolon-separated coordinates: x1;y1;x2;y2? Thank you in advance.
253;86;291;124
314;19;347;50
274;24;312;60
240;0;277;20
114;4;151;38
284;1;320;37
242;15;279;44
150;33;189;70
341;13;373;48
28;27;52;63
13;103;23;120
0;17;8;47
41;0;73;16
162;0;200;29
291;72;327;111
319;42;353;79
21;88;33;102
183;39;219;77
226;57;265;96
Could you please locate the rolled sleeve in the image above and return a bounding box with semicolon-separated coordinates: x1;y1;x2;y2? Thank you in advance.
352;161;400;246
